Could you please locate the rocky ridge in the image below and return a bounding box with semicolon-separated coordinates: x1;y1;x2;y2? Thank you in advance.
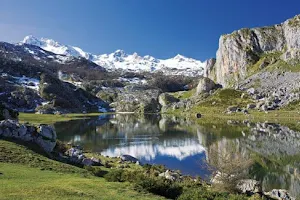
207;14;300;87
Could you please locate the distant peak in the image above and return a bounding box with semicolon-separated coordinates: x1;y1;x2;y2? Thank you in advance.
22;35;40;44
173;54;186;60
113;49;127;57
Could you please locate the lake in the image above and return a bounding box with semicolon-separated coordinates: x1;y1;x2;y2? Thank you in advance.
55;114;300;198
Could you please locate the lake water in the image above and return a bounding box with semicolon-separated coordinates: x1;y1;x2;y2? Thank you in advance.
55;114;300;198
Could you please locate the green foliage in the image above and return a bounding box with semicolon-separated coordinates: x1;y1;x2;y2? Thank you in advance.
104;169;126;182
284;100;300;111
170;88;196;100
288;15;300;27
178;188;248;200
134;177;182;199
247;51;283;76
0;162;163;200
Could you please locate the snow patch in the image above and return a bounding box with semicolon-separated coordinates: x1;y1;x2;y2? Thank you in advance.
12;75;40;91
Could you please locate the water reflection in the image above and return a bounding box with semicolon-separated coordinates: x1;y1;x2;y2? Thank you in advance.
54;114;300;198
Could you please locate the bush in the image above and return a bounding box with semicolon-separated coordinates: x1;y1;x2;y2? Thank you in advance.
134;177;182;199
178;188;248;200
104;169;125;182
85;166;107;177
103;168;182;199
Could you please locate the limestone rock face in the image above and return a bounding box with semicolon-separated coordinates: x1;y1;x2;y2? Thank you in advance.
204;58;216;79
209;15;300;87
112;86;161;113
35;125;57;153
0;120;57;153
196;77;216;95
236;179;262;194
264;189;295;200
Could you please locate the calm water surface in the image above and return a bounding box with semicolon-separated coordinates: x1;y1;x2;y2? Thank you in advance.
55;114;300;198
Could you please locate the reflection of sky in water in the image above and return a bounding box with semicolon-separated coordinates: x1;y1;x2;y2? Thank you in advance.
101;140;206;161
55;114;300;198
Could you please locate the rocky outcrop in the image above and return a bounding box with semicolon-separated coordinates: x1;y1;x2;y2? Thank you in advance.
65;146;103;166
111;86;161;113
0;120;56;153
208;15;300;87
204;58;216;81
236;179;262;195
196;77;216;95
264;189;295;200
0;103;18;121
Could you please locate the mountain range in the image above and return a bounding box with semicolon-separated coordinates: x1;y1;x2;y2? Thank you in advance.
22;35;206;76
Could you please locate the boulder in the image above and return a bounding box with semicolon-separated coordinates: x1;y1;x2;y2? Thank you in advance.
159;170;180;181
227;106;238;113
120;155;139;163
247;104;256;109
264;189;295;200
0;120;56;153
39;125;56;140
236;179;262;194
195;113;202;118
82;158;94;166
196;77;216;95
35;125;57;153
35;137;56;153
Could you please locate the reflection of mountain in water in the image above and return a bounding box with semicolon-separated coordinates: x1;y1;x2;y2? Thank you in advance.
54;114;300;198
206;122;300;199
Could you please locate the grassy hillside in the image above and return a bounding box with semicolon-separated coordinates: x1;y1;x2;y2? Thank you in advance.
0;140;164;200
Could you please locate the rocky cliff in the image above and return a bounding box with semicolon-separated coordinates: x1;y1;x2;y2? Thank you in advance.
207;14;300;87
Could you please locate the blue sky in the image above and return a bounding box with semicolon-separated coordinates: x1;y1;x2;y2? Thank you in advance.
0;0;299;61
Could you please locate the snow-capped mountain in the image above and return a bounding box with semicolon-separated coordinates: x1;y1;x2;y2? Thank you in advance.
22;35;205;76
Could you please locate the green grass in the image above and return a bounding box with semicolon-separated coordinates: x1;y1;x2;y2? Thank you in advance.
170;88;196;100
19;112;108;125
0;140;164;200
188;89;253;114
0;163;164;200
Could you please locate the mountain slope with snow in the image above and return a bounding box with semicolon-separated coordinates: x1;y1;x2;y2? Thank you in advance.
22;35;206;76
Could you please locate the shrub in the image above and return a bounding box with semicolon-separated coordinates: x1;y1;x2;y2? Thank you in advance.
134;177;182;199
104;169;125;182
85;166;107;177
178;188;248;200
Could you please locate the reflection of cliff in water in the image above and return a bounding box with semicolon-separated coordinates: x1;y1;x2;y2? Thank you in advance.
206;121;300;199
54;114;300;198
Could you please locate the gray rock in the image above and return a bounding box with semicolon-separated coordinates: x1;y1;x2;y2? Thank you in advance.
82;158;94;166
264;189;295;200
209;15;300;87
247;88;256;95
247;104;256;109
66;147;83;157
227;106;238;112
39;125;56;140
35;136;56;153
236;179;262;194
158;170;180;181
18;125;27;137
120;155;139;163
196;77;216;95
